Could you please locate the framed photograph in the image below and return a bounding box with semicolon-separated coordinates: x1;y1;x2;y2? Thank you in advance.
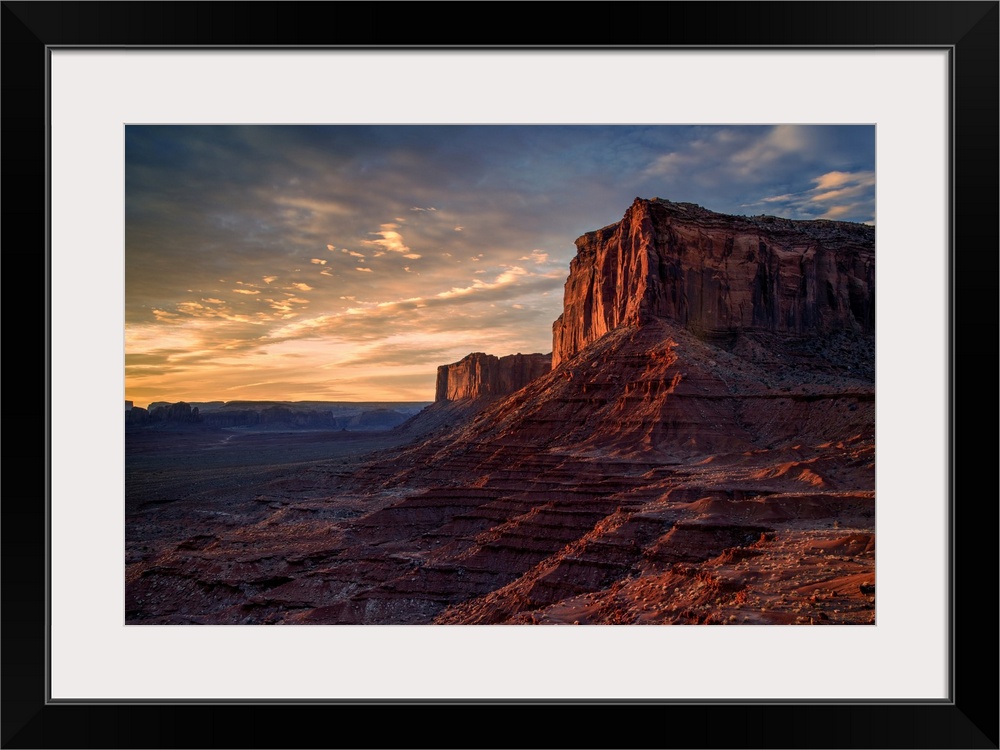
6;2;997;747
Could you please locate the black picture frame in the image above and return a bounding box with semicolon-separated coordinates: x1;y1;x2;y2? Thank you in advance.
3;2;997;748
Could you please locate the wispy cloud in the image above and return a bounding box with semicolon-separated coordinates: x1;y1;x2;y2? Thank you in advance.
744;169;875;222
520;250;549;264
363;223;415;256
644;126;817;182
126;124;874;401
265;265;561;345
638;125;874;222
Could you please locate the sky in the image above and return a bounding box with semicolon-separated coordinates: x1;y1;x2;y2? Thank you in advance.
125;125;875;405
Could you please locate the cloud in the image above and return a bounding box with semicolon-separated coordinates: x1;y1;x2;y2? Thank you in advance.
519;249;549;264
334;339;462;368
270;195;353;218
125;125;873;400
729;125;815;172
265;299;295;313
745;169;875;222
635;127;873;223
644;126;818;182
813;170;871;190
264;264;561;344
363;224;412;255
291;283;313;291
808;170;875;204
156;297;276;327
818;205;856;219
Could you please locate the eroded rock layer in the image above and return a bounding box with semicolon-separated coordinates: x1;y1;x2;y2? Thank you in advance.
552;198;874;366
126;319;874;626
435;352;552;401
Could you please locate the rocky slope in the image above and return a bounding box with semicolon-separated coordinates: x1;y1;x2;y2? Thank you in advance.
553;198;874;366
435;352;552;401
125;322;876;625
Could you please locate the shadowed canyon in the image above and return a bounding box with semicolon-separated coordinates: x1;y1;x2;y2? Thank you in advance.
126;198;875;625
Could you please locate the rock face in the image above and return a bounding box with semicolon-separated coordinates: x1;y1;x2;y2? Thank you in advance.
552;198;875;366
435;352;552;402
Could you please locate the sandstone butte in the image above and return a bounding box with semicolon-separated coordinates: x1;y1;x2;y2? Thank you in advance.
553;197;874;367
435;352;552;402
126;198;877;626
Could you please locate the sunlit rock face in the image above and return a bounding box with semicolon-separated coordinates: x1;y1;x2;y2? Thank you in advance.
552;198;875;367
435;352;552;402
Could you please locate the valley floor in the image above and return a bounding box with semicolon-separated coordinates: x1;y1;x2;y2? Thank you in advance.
125;423;875;625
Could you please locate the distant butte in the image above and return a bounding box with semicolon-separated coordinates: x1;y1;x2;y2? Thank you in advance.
435;352;552;402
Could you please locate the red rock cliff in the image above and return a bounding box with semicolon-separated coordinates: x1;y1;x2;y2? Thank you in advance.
552;198;875;366
435;352;552;402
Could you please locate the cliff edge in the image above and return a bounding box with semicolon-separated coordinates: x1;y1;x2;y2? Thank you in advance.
435;352;552;402
552;198;874;366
